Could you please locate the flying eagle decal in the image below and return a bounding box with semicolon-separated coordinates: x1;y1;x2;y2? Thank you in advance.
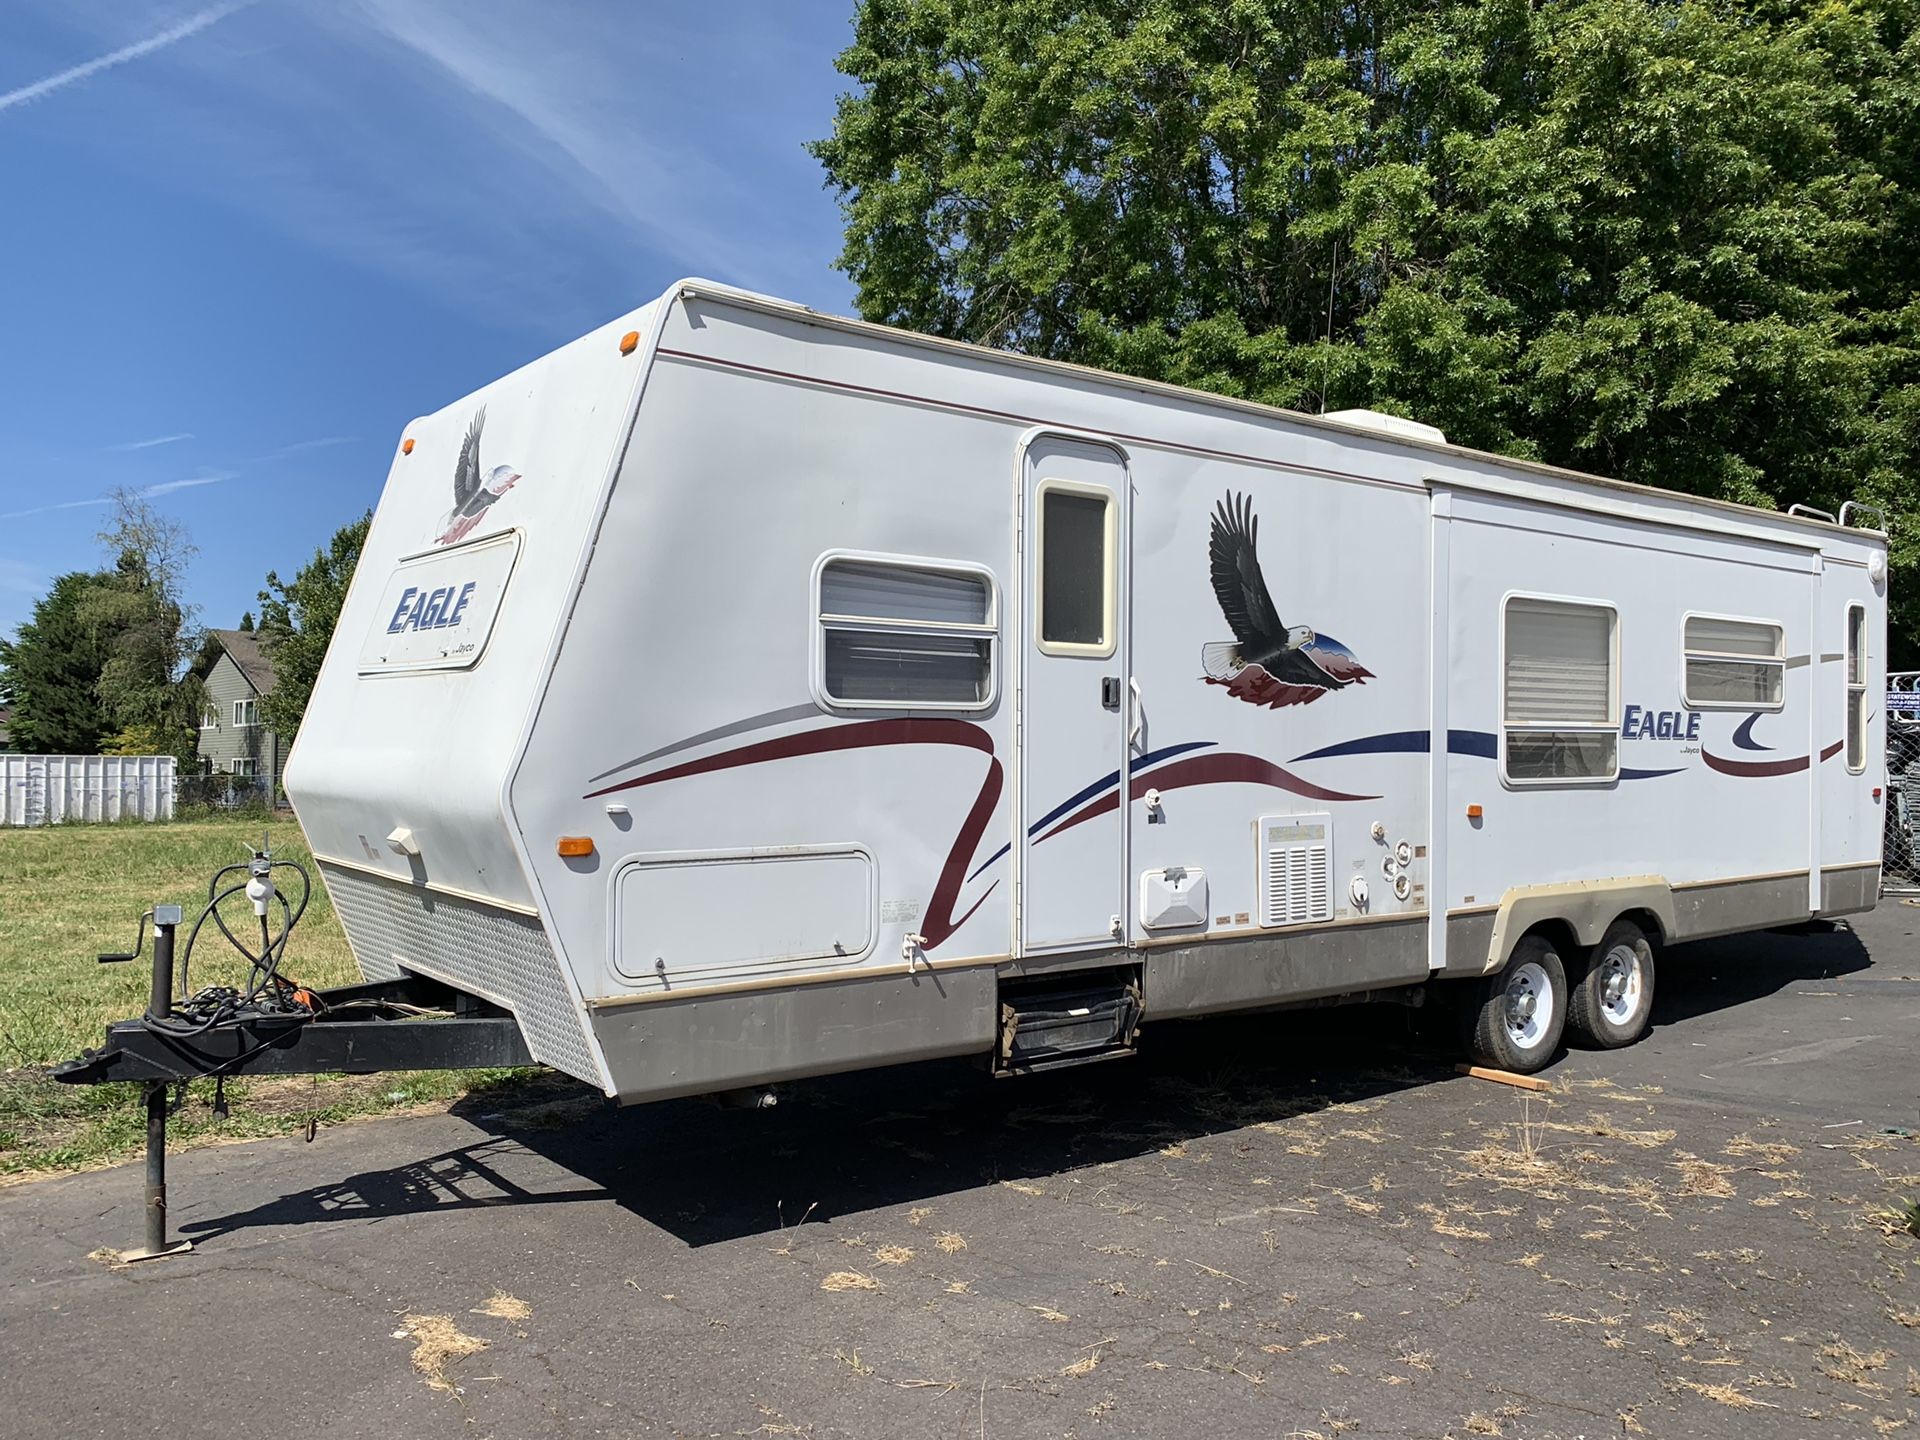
435;407;521;546
1201;490;1373;709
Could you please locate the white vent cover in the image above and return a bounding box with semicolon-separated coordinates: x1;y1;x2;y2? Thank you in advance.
1320;408;1447;447
1258;813;1333;927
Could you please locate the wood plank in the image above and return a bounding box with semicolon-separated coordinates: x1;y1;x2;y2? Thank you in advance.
1455;1064;1553;1091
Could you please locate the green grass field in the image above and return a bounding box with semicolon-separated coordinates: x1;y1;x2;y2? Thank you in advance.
0;816;517;1178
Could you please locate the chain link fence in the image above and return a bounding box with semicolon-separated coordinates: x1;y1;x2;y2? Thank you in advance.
1884;671;1920;894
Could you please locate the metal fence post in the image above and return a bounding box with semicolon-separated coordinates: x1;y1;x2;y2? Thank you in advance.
1885;673;1920;894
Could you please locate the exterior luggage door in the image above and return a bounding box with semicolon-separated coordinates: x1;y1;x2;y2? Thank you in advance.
1018;433;1131;953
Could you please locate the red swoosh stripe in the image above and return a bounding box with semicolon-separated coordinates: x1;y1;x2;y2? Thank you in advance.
584;718;1000;951
1701;740;1844;777
1039;752;1378;843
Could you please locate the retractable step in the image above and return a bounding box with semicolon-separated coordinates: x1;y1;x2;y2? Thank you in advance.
995;968;1142;1075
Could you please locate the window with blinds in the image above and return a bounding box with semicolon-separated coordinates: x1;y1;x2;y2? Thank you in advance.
1683;614;1784;709
816;556;997;710
1503;596;1619;784
1846;603;1867;772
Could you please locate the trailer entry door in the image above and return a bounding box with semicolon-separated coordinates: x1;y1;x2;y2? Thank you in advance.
1019;434;1131;953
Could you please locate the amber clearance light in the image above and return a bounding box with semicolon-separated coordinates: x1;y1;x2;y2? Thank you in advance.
556;836;595;858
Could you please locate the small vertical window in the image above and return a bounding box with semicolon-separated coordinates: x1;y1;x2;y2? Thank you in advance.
1503;596;1619;784
1683;615;1784;709
233;698;258;727
1036;483;1115;655
815;556;996;709
1846;603;1868;772
200;704;219;730
230;757;257;779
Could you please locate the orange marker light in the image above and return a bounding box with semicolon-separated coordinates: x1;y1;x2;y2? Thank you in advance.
1466;804;1483;820
402;438;415;454
556;836;595;858
619;330;640;355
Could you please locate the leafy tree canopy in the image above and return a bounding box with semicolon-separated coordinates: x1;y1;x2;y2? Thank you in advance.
257;512;371;741
0;571;114;754
813;0;1920;652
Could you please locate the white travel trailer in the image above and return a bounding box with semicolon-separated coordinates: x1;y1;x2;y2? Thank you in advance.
284;280;1888;1100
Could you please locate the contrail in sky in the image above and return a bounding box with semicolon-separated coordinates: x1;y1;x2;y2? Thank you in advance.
0;4;250;114
108;433;195;452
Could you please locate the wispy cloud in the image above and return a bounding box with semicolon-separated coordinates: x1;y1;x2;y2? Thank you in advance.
0;4;249;115
107;432;194;452
251;435;355;462
3;3;853;332
0;471;236;521
139;472;233;498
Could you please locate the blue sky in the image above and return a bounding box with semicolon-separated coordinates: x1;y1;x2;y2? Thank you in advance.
0;0;858;638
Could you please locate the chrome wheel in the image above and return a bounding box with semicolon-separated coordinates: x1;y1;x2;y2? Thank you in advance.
1595;942;1644;1027
1503;960;1556;1053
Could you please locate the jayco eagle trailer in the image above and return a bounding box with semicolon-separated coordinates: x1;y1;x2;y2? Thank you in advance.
60;276;1888;1139
231;277;1878;1099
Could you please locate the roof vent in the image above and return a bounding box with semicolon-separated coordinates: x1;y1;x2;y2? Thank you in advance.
1320;408;1447;447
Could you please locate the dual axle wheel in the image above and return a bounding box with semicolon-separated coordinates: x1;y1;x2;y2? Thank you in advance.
1463;921;1656;1074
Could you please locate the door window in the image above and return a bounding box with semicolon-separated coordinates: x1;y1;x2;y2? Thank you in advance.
1036;482;1115;656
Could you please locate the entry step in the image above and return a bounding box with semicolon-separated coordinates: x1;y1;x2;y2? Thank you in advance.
996;969;1143;1075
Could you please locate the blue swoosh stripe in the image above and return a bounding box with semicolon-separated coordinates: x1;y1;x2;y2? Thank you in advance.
1731;713;1771;751
966;740;1218;882
1290;729;1499;762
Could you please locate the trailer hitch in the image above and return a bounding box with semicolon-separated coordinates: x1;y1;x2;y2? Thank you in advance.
58;850;538;1261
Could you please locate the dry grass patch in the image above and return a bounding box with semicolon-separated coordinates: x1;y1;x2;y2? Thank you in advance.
1818;1339;1893;1393
821;1271;880;1292
1644;1308;1708;1349
398;1313;488;1394
1543;1113;1675;1149
934;1231;967;1254
1671;1378;1776;1409
1060;1341;1109;1377
1671;1153;1738;1199
473;1290;531;1321
1028;1304;1070;1323
871;1244;914;1266
1724;1133;1801;1163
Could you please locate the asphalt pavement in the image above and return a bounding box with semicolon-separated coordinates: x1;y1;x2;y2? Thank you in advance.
3;907;1917;1439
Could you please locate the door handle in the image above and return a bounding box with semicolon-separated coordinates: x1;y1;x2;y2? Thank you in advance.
1128;678;1143;749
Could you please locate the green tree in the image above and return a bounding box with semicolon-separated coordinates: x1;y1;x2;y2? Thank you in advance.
256;512;371;741
813;0;1920;651
0;572;113;753
81;489;202;762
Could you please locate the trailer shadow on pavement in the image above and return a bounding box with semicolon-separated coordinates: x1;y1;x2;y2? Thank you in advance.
179;917;1876;1251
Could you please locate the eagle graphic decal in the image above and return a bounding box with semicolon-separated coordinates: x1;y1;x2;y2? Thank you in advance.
1202;490;1373;709
435;407;521;546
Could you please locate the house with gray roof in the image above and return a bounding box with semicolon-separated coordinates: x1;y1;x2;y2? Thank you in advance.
195;629;286;800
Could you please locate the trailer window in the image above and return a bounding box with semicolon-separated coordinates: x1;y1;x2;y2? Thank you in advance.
1683;615;1784;709
816;556;996;710
1035;482;1115;656
1502;596;1618;784
1846;603;1867;772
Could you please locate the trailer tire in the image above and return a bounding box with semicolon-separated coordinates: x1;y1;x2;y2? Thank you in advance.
1465;934;1567;1074
1567;920;1655;1048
